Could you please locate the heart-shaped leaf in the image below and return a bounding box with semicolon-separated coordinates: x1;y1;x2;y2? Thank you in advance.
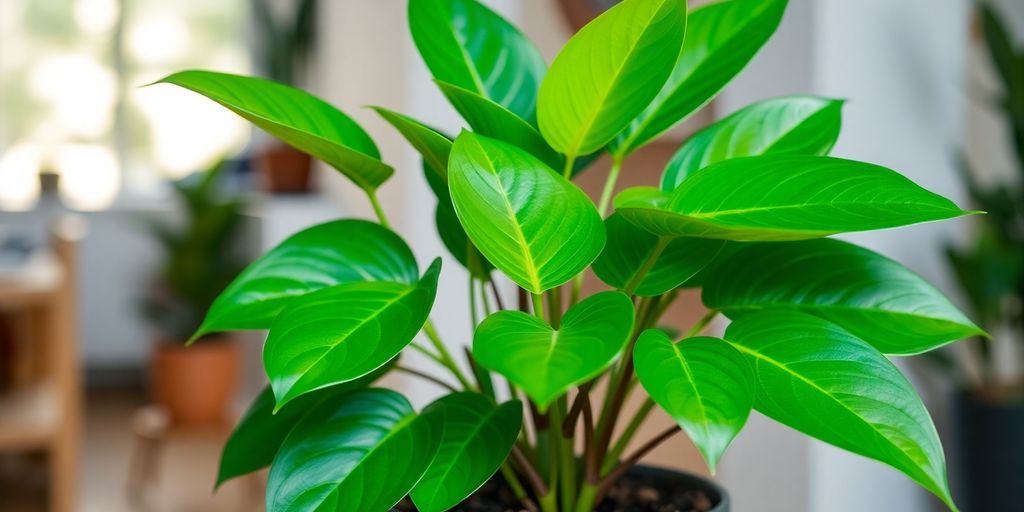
724;311;957;510
409;0;546;121
437;80;563;170
265;260;441;409
538;0;687;158
592;213;724;296
662;95;843;190
702;238;984;355
448;132;605;294
267;389;442;512
216;361;393;487
373;107;452;181
473;291;634;409
614;0;788;156
411;393;523;512
157;70;392;192
618;155;974;241
633;331;754;472
194;219;419;340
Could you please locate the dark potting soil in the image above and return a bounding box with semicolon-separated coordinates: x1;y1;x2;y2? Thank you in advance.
394;471;714;512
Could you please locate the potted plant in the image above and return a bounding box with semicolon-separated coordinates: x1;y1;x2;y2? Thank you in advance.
944;3;1024;510
252;0;318;193
157;0;979;509
141;161;250;426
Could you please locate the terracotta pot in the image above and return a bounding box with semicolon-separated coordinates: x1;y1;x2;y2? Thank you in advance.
151;338;240;427
255;143;313;194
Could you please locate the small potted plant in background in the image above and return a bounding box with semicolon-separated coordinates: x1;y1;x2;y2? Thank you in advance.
944;3;1024;510
157;0;979;509
141;161;250;426
251;0;318;194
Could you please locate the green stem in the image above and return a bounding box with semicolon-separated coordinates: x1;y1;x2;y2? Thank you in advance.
623;237;670;296
562;154;577;180
547;405;564;510
469;277;479;328
575;483;599;512
422;320;475;390
601;398;655;476
597;156;624;217
367;190;391;228
683;309;720;339
532;293;546;322
500;463;539;512
480;279;494;315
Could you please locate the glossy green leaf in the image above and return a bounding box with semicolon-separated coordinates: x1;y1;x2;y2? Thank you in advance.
614;0;788;155
265;260;441;409
216;361;393;487
614;186;671;210
436;200;492;279
474;291;634;409
436;80;563;170
267;389;442;512
618;155;973;241
633;331;754;472
702;238;984;355
194;220;419;340
157;70;392;191
724;311;957;510
448;132;605;294
538;0;687;157
662;95;843;190
372;107;452;181
592;214;724;296
408;0;546;121
411;393;523;512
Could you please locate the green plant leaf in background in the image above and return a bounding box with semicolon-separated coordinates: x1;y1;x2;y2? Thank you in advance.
618;155;973;241
473;291;634;409
193;220;419;340
157;70;393;192
702;238;984;355
435;198;492;279
267;389;442;512
411;393;523;512
661;95;843;190
633;331;754;472
538;0;687;159
216;360;394;487
265;260;441;409
724;311;957;510
408;0;546;121
592;213;724;296
448;132;605;294
372;107;452;182
613;0;788;156
614;186;671;210
436;80;563;170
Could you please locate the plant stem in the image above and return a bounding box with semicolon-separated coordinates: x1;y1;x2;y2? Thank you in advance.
394;365;458;392
623;237;670;296
601;398;655;476
683;309;720;339
597;155;624;217
500;463;539;512
562;154;577;180
480;279;494;315
547;288;563;329
488;277;505;310
422;320;475;390
469;276;480;328
597;426;681;501
511;444;549;501
367;190;391;228
563;382;594;437
409;341;445;365
532;293;546;322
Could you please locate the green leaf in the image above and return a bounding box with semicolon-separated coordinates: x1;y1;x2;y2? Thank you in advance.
265;260;441;409
411;393;523;512
723;311;957;510
614;186;671;210
372;107;452;181
633;331;754;472
448;132;605;294
436;199;492;279
436;80;563;170
408;0;546;121
661;95;843;190
538;0;687;157
473;291;634;409
702;238;984;355
614;0;788;156
194;220;419;340
592;214;724;296
216;360;393;487
618;155;974;241
156;70;392;191
267;388;442;512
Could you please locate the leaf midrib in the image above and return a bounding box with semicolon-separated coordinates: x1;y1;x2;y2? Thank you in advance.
671;342;712;442
680;200;958;221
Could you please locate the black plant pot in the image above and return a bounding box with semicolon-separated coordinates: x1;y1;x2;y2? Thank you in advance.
954;391;1024;511
393;464;729;511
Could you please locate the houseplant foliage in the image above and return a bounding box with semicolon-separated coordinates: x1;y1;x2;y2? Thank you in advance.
159;0;980;509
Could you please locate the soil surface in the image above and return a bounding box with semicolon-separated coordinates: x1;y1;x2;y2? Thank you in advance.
395;471;715;512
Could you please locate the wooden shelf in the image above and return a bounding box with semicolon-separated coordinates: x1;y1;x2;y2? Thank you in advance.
0;382;58;450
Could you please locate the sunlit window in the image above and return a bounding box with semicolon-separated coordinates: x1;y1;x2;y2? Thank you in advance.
0;0;250;211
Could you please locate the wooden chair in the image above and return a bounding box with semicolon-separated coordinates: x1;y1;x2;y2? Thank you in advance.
0;215;85;512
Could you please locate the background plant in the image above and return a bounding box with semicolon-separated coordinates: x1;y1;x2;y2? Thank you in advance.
252;0;317;86
160;0;979;510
